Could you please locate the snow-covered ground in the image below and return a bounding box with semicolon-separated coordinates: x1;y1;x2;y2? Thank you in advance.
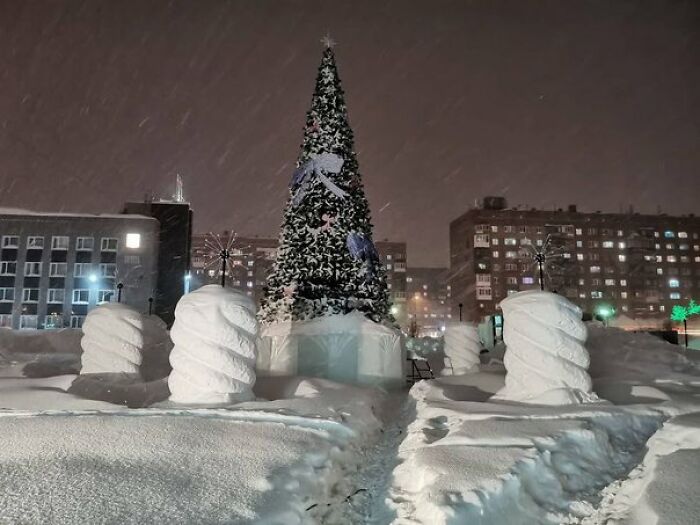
1;326;700;524
388;327;700;524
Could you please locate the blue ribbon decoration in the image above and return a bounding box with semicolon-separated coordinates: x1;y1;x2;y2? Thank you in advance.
347;232;379;276
290;152;347;206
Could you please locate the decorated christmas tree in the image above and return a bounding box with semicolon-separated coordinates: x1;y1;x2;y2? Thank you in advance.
260;40;392;324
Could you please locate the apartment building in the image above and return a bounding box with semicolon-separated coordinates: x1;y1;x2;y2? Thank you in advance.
450;197;700;323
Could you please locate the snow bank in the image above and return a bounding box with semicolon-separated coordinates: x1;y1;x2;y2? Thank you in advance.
80;304;145;377
258;310;404;389
389;378;665;525
443;322;481;375
494;290;596;405
0;328;82;355
168;285;258;405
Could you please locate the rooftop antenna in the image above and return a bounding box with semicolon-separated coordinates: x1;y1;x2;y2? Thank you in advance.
173;174;185;203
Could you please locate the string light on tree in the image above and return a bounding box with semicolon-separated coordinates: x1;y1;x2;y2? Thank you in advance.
670;299;700;347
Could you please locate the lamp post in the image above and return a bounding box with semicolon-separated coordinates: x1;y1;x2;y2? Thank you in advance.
116;282;124;303
535;252;545;291
218;248;231;287
458;302;463;322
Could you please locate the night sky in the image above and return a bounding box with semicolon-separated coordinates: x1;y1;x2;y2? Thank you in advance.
1;0;698;266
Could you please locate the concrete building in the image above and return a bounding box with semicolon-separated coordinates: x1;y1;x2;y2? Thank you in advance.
375;240;408;328
449;197;700;323
190;235;408;324
406;267;451;336
0;209;159;329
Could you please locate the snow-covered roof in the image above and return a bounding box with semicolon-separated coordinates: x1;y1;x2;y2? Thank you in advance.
0;207;154;221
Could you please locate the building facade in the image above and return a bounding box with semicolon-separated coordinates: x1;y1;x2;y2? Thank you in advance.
406;267;451;336
450;197;700;323
0;209;159;329
375;240;408;328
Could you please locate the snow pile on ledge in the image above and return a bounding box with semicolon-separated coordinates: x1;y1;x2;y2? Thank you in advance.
258;310;404;388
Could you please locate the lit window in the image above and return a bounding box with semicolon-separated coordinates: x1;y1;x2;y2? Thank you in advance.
678;232;688;238
620;279;627;286
125;233;141;249
669;278;680;288
492;251;499;258
590;266;601;273
505;251;517;259
657;268;663;275
575;228;582;236
664;231;675;238
618;254;626;262
504;238;517;246
247;281;254;288
621;292;628;299
667;255;677;263
605;279;615;286
491;225;499;233
602;241;614;248
51;236;69;250
618;242;626;249
591;291;603;299
492;238;499;246
522;277;534;285
617;230;624;237
577;253;584;261
670;292;681;300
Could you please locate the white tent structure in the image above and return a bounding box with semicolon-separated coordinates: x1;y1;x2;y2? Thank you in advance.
257;311;404;389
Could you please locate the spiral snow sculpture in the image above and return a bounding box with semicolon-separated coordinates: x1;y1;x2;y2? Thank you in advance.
443;322;481;375
493;290;595;405
168;285;258;405
80;303;145;377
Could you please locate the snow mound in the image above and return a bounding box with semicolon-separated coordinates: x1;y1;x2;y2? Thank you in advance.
494;290;596;405
443;322;481;374
168;285;258;405
80;303;145;377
